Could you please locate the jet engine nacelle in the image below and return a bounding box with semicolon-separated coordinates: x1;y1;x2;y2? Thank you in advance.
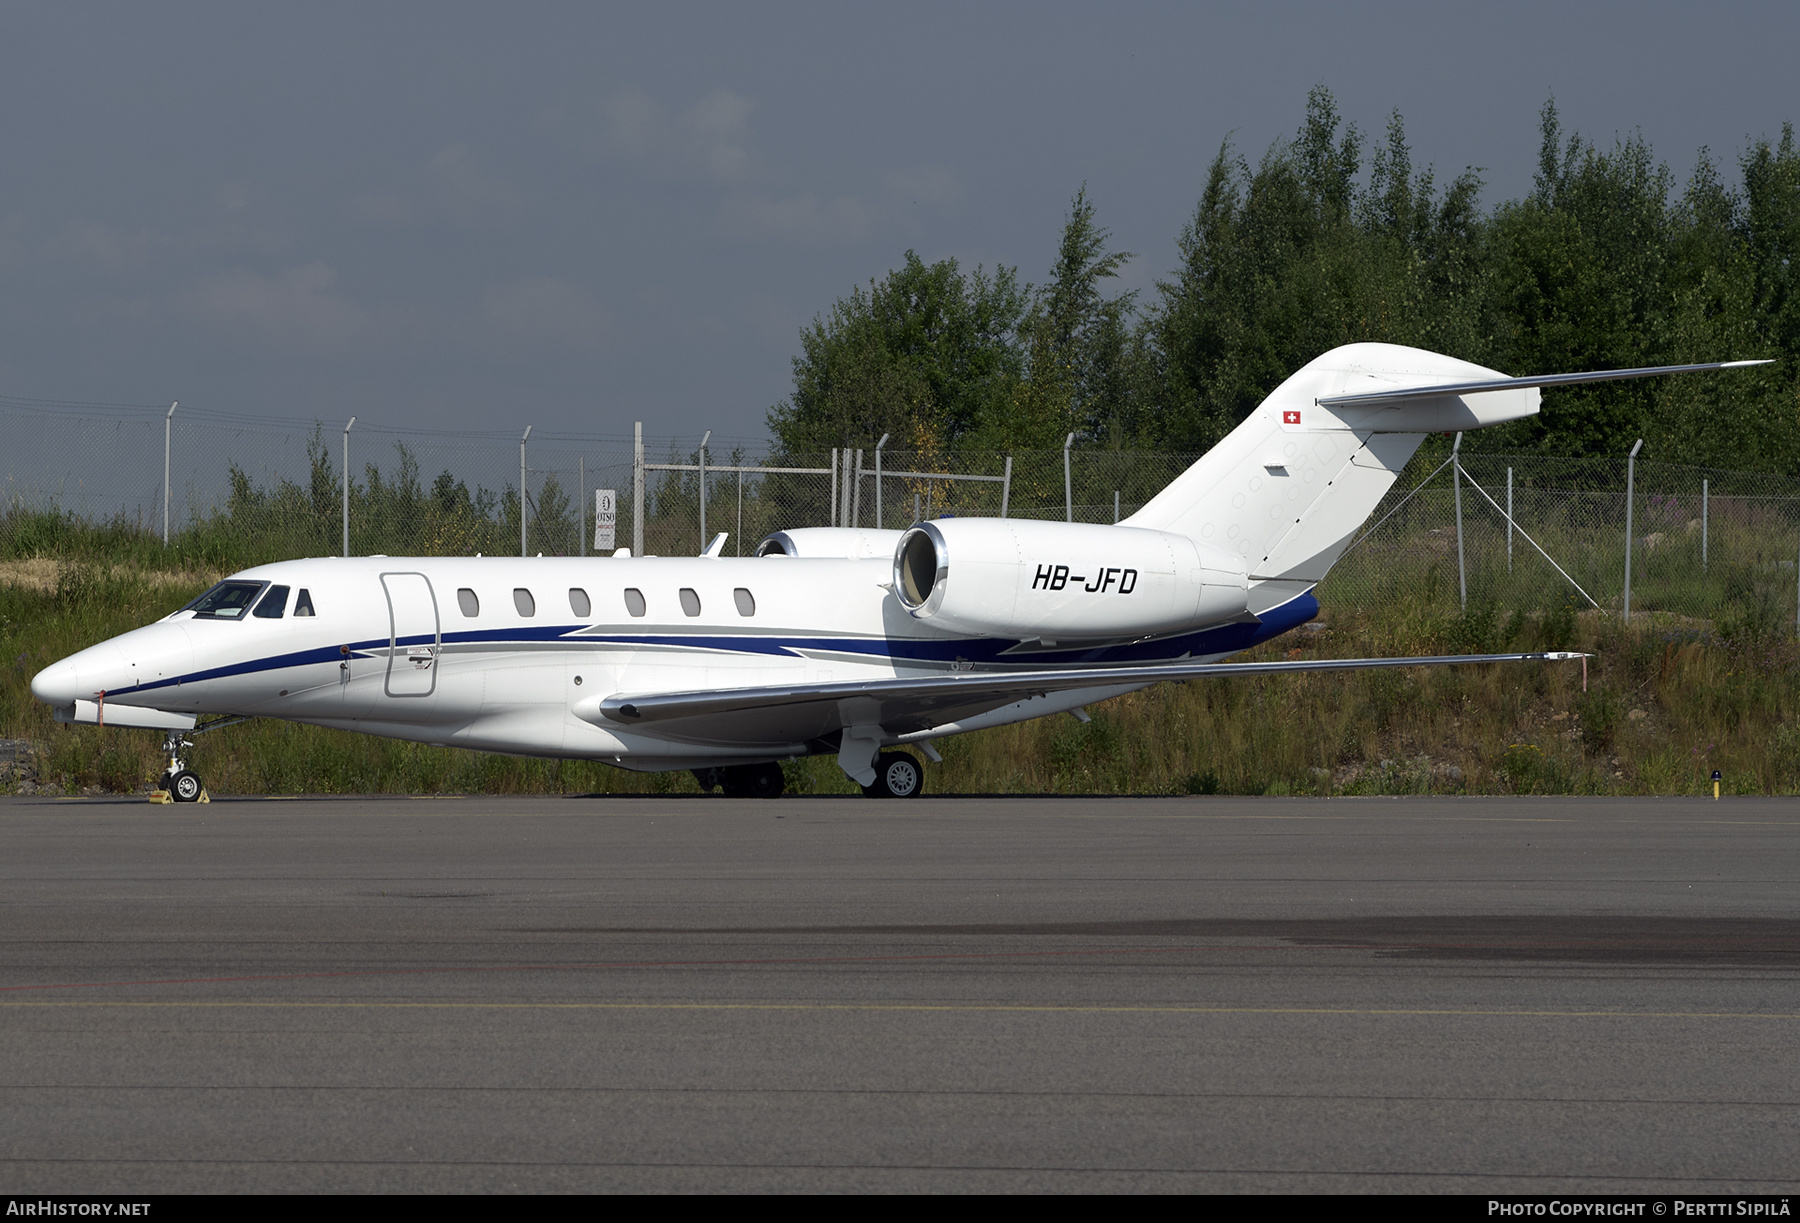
755;528;906;559
893;519;1248;642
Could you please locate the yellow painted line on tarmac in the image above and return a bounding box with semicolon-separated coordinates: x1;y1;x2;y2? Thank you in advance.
0;1000;1794;1020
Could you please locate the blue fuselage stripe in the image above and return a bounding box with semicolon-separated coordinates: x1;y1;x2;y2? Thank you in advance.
123;593;1320;695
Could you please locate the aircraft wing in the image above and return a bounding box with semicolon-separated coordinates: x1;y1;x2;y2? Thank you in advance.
595;651;1585;747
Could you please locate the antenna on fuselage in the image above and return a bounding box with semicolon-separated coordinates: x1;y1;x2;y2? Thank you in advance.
698;429;712;552
520;425;533;558
342;416;355;558
163;402;177;547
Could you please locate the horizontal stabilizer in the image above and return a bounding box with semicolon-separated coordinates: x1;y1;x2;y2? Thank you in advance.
1316;360;1772;408
596;652;1587;745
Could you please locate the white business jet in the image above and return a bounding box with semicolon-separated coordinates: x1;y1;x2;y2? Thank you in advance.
32;344;1764;801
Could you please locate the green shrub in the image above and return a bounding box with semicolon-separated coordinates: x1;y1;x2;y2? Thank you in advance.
1577;687;1625;752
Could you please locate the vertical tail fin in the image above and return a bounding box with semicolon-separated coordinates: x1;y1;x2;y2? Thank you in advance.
1125;343;1537;610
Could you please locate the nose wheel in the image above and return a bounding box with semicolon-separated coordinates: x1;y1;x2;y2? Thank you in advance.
159;732;204;803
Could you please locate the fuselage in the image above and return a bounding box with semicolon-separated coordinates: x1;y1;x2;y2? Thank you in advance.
30;552;1314;769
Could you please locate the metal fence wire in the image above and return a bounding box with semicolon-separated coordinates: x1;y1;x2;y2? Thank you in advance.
1323;447;1800;629
3;396;1797;631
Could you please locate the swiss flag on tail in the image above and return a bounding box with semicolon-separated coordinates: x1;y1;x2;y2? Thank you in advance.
1282;410;1301;425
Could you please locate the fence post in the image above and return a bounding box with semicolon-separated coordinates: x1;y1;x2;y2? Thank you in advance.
1063;433;1075;522
1623;438;1643;622
851;449;863;528
162;402;176;546
736;468;743;556
1702;478;1709;572
828;448;838;527
698;429;710;553
632;422;644;556
519;425;532;558
1114;490;1120;524
874;433;889;530
1000;456;1012;518
1453;432;1466;611
1506;467;1513;573
578;457;585;558
342;416;355;558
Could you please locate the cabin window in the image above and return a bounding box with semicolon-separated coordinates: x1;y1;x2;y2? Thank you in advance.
733;588;755;617
514;588;536;617
569;588;591;618
679;588;701;617
623;588;647;617
457;588;479;617
183;581;265;621
253;585;290;619
293;588;316;617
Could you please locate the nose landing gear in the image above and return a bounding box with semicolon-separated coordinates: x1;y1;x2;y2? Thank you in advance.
156;731;206;803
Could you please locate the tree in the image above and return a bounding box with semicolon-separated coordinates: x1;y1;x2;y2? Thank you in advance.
767;251;1027;456
530;473;575;555
1143;88;1482;450
1480;99;1677;454
766;88;1800;472
996;186;1142;449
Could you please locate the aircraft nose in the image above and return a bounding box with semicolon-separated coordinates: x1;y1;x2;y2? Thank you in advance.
30;656;83;707
30;639;131;708
32;626;193;710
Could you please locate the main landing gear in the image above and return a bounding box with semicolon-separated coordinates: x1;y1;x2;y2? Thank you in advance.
694;761;787;799
158;730;204;803
693;752;926;800
861;751;923;799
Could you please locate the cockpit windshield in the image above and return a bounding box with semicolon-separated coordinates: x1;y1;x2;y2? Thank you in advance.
182;581;268;621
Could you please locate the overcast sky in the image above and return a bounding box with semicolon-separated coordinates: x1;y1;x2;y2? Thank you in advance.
2;1;1794;444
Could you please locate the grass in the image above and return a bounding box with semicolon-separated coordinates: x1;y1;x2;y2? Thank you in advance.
5;553;1800;798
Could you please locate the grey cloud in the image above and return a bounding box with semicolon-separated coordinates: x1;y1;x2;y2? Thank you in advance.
428;144;527;224
593;87;757;184
349;192;414;227
720;191;883;244
880;165;962;208
483;276;613;349
52;222;172;271
185;263;369;347
716;164;963;246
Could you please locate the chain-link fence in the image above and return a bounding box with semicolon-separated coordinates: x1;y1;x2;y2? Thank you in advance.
1324;446;1800;632
4;395;1797;631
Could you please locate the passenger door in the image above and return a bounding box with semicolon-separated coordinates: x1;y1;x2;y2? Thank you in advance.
380;572;439;698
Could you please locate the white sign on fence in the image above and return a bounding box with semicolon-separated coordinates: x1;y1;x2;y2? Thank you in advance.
594;488;617;551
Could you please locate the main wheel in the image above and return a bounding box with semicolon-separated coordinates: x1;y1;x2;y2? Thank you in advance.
169;769;203;803
745;762;785;800
861;752;923;799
